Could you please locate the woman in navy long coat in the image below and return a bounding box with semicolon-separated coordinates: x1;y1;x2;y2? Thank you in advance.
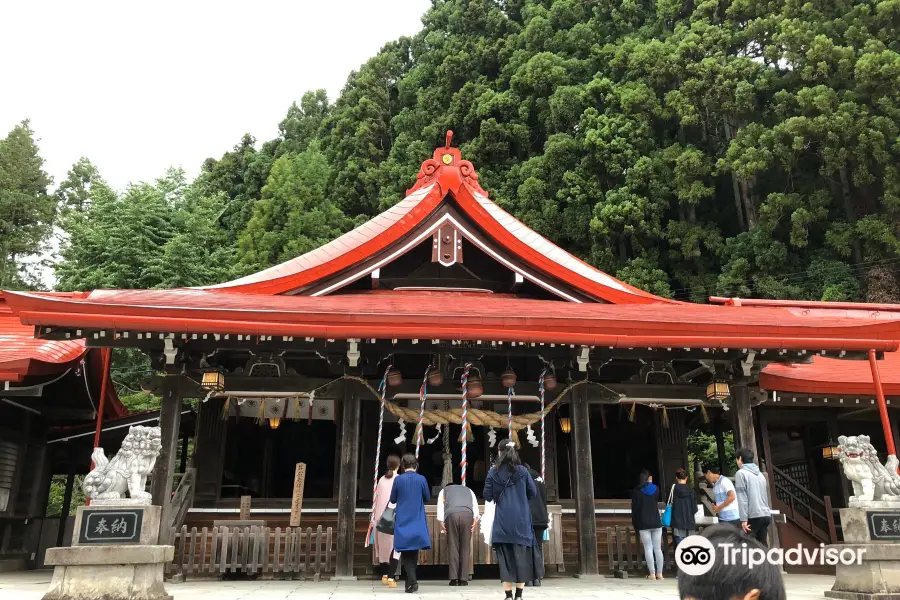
389;453;431;593
484;440;542;599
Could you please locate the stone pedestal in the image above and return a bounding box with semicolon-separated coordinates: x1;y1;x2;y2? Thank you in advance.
825;507;900;600
42;504;174;600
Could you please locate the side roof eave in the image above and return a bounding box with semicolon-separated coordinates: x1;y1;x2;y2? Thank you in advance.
202;143;675;304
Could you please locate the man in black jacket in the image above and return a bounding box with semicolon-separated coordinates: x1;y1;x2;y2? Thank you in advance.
524;464;549;586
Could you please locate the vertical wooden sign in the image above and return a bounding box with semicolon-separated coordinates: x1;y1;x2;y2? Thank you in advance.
290;463;307;527
239;495;251;521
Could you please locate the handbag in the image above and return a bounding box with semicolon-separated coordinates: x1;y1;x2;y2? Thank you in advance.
661;485;674;527
376;506;395;535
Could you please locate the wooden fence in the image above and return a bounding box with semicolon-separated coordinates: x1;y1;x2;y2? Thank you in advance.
168;525;334;580
606;525;709;577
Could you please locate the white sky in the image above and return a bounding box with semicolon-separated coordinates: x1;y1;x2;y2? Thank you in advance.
0;0;430;192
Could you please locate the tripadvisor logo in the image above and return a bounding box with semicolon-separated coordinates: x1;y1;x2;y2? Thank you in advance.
675;534;865;575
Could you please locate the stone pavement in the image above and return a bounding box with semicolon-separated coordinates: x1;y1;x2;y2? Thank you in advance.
0;570;833;600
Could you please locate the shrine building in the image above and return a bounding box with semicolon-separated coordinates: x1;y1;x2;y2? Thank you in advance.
2;136;900;577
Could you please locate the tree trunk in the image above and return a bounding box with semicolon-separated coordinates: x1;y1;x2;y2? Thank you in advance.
723;119;747;232
741;178;757;230
838;167;864;267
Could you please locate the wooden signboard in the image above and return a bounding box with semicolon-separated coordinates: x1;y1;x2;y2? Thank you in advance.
290;463;307;527
78;508;143;545
240;495;251;521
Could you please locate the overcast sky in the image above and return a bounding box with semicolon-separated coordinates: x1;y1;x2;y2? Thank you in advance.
0;0;430;192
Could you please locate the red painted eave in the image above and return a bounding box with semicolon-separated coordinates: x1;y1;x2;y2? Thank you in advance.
709;297;900;313
761;352;900;397
4;288;899;352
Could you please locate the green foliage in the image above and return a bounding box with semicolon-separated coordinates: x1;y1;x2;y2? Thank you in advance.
688;430;736;477
46;475;85;517
0;121;54;289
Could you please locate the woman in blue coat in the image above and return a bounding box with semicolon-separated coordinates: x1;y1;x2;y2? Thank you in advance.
389;453;431;593
484;440;543;599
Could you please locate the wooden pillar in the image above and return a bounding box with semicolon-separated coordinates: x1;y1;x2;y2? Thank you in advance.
571;385;598;576
179;434;189;474
713;415;728;473
193;399;227;504
151;380;183;543
828;412;851;505
56;468;76;548
757;406;782;550
335;382;361;579
730;385;758;463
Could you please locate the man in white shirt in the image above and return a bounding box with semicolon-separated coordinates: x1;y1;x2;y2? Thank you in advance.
704;464;741;527
437;483;480;586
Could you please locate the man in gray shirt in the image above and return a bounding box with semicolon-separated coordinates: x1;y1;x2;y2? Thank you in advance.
437;483;480;586
734;447;772;547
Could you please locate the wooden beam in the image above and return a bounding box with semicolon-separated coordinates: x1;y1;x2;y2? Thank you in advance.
730;385;758;463
571;384;598;575
827;412;851;505
150;378;184;543
756;406;782;550
335;381;361;579
57;468;76;548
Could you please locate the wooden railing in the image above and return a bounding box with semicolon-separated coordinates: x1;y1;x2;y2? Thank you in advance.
607;525;711;576
771;465;840;544
168;525;335;580
168;468;196;534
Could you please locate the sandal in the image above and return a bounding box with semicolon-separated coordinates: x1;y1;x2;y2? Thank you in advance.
646;574;656;580
656;574;665;580
382;576;390;585
387;579;397;589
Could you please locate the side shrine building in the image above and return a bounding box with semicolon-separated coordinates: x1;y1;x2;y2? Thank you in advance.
3;136;900;577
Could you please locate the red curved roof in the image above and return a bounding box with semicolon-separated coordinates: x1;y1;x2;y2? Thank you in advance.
761;352;900;397
203;142;672;304
4;288;899;352
0;293;86;381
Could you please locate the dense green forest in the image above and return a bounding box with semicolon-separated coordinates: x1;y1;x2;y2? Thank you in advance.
5;0;897;511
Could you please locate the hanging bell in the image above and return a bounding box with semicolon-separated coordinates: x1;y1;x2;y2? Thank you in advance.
386;368;403;387
543;373;558;391
466;374;484;399
427;367;444;387
501;369;517;388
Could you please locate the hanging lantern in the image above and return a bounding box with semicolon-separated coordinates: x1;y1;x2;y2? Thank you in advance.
427;367;444;387
822;439;840;460
386;368;403;387
201;371;225;392
543;373;558;391
269;418;281;430
467;374;484;399
558;416;572;434
501;369;517;388
706;379;730;402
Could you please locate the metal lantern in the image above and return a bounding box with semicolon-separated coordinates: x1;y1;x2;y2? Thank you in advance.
558;417;572;434
386;369;403;387
467;374;484;399
706;379;730;402
427;367;444;387
543;373;558;391
822;439;840;460
201;371;225;392
501;369;517;389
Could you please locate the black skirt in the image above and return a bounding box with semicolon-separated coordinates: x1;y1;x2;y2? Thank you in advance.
493;542;545;583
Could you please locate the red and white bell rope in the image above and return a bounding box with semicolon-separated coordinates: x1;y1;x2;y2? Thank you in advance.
507;385;514;441
415;366;429;458
539;369;546;480
365;364;392;547
460;363;471;486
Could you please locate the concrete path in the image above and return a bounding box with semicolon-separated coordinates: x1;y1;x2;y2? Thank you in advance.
0;570;833;600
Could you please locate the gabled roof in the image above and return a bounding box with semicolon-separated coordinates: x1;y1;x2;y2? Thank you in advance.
204;136;672;304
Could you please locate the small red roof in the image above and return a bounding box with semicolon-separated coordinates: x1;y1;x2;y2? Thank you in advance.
4;288;899;352
761;352;900;397
0;292;86;381
203;138;671;304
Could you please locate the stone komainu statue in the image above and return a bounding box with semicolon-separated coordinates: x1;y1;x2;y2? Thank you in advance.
83;425;163;504
838;434;900;505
